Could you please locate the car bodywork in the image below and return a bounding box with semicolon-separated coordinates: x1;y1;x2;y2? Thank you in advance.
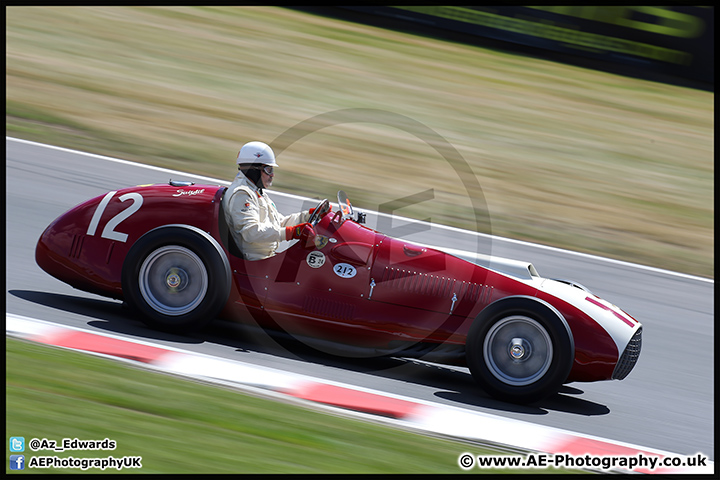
36;181;642;403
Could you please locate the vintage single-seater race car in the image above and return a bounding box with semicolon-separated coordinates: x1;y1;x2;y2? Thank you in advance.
35;180;642;404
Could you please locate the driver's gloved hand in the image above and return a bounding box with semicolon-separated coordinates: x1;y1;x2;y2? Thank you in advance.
286;222;316;248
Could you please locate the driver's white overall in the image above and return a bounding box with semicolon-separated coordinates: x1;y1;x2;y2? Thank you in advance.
223;172;309;261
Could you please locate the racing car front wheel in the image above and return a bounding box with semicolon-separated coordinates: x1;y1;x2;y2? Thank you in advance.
466;297;574;404
122;225;231;334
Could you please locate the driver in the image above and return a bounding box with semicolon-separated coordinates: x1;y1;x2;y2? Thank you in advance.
223;141;325;260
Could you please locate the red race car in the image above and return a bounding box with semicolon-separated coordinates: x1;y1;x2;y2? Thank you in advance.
36;180;642;404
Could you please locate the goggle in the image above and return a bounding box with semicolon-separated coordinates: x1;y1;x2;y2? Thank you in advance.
255;165;274;175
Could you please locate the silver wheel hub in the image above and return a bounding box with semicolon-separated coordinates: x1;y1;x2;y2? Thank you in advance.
138;246;208;316
483;316;553;386
509;337;531;361
165;267;188;291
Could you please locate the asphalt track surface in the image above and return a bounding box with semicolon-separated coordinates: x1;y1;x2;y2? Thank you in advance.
6;137;714;460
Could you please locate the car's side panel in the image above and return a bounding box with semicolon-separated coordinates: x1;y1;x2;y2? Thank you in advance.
539;294;619;382
35;184;224;299
533;282;629;382
252;216;382;346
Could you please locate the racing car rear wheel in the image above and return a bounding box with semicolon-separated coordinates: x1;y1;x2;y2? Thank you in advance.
122;225;231;334
466;297;574;404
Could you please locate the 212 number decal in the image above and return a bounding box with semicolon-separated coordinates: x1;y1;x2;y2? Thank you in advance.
333;263;357;278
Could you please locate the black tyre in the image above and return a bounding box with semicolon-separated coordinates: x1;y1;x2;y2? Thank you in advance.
122;225;231;333
466;296;574;404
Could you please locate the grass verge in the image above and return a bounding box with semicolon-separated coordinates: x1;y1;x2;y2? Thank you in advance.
6;337;580;474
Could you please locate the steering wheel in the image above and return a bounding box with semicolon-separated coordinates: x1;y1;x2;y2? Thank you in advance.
307;198;330;226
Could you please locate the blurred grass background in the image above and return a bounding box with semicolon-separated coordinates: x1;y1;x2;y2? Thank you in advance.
6;6;713;277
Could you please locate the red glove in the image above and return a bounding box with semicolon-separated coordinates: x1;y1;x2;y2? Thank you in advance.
285;222;316;247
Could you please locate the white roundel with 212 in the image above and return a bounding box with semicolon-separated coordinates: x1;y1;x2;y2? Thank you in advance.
333;263;357;278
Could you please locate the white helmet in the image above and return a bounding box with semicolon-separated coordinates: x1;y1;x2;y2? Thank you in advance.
236;141;278;167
